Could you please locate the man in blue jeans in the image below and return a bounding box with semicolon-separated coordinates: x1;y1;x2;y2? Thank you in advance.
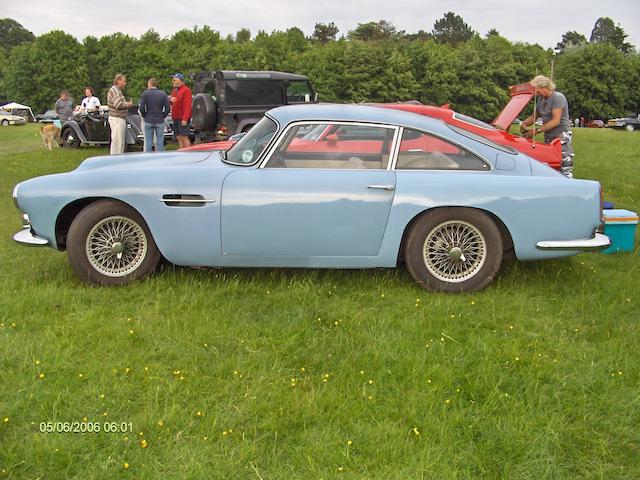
138;78;171;152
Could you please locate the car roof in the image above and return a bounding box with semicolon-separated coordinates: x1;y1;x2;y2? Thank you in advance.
266;103;451;134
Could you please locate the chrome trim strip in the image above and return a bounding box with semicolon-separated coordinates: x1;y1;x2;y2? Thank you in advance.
12;183;20;209
13;228;49;247
536;233;611;252
157;199;216;203
367;185;395;191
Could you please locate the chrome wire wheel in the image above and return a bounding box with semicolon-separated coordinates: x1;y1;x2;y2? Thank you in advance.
422;220;487;283
85;215;148;277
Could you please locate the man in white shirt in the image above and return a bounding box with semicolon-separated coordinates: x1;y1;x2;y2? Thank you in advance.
80;87;101;111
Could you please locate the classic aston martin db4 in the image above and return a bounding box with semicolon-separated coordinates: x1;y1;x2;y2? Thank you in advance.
13;104;610;292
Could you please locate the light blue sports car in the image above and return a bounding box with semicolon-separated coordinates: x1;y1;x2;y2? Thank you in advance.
12;104;610;292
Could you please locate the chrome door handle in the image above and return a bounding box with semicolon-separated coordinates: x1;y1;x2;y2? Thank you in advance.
367;184;395;191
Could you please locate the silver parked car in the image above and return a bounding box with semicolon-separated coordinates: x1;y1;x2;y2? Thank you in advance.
0;110;27;126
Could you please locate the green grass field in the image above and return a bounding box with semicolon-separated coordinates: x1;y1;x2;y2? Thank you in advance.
0;124;638;479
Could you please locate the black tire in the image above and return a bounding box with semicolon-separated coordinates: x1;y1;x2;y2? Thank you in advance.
62;128;80;148
404;208;503;293
66;200;161;286
1;120;9;126
191;93;217;131
241;124;254;133
625;124;635;132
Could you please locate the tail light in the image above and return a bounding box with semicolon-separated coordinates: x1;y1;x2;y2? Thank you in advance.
216;124;228;137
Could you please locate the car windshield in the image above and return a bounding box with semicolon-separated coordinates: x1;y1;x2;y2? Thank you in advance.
224;117;278;166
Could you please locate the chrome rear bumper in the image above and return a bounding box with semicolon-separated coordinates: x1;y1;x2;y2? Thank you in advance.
536;233;610;252
13;227;49;246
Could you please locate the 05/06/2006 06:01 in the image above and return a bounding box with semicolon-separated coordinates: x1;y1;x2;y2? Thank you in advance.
38;421;133;433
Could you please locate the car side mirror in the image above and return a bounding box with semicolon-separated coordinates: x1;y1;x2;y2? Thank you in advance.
325;133;338;143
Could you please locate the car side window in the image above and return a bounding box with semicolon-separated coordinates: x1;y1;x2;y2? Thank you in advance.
264;123;395;169
395;128;490;171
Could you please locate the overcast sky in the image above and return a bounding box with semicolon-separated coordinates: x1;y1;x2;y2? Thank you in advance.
2;0;639;49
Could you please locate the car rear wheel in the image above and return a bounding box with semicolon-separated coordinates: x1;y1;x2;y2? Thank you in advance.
67;200;161;286
62;128;80;148
404;208;503;293
625;124;635;132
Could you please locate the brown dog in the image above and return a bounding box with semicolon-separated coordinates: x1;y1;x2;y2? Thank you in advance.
40;124;61;151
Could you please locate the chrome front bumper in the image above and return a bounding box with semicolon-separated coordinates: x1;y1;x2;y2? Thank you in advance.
13;227;49;246
536;233;610;252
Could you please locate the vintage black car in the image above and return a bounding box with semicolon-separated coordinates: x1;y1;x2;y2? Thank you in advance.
60;107;174;149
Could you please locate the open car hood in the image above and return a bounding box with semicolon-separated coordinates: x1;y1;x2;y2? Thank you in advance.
492;83;534;130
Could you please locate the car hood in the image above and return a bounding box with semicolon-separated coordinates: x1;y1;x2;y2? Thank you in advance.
75;151;216;173
492;83;534;130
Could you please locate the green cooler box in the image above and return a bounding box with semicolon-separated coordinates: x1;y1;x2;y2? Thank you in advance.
602;209;638;254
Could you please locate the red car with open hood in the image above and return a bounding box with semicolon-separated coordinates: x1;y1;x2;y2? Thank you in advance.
180;83;562;171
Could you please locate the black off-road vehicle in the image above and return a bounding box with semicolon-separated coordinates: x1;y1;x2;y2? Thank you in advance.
190;70;317;141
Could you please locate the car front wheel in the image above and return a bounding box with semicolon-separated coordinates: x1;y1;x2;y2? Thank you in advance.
62;128;80;148
67;200;161;285
1;120;9;126
405;208;503;293
625;124;635;132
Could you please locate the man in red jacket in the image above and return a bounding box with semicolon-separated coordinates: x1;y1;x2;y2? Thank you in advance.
169;73;192;148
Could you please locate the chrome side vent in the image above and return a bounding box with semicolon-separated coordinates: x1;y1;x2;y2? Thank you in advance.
159;194;215;207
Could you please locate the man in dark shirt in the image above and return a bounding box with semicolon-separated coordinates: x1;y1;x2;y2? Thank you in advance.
139;78;171;152
520;75;574;178
54;90;74;123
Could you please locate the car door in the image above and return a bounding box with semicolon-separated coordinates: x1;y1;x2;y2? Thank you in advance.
220;121;399;258
84;112;110;141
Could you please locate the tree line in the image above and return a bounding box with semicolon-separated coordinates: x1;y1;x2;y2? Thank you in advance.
0;15;638;122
